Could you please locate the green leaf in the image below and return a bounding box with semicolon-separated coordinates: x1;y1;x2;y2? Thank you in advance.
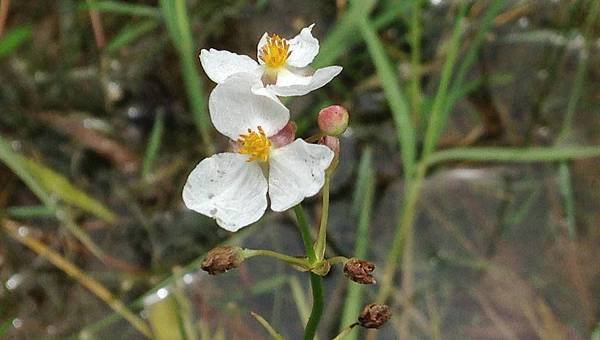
106;19;159;54
426;146;600;166
22;158;117;223
142;111;166;179
0;26;32;59
358;17;415;179
159;0;213;153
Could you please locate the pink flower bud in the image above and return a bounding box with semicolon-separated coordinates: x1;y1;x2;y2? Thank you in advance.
319;135;340;173
317;105;348;136
270;121;297;148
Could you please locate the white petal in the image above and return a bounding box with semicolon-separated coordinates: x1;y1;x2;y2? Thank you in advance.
256;33;268;64
276;68;312;87
199;49;259;84
268;139;334;212
287;24;319;68
267;66;342;97
209;73;289;140
183;153;268;231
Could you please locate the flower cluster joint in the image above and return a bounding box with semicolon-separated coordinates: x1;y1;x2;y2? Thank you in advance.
358;304;391;329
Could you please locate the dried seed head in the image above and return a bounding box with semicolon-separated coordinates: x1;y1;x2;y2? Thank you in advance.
343;258;376;284
201;246;244;275
358;304;391;329
317;105;349;136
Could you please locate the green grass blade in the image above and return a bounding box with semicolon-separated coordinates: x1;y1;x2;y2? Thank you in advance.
339;148;375;339
409;0;424;122
358;17;415;179
0;135;109;261
314;0;411;68
159;0;213;153
422;2;469;158
0;320;10;336
288;276;310;326
313;0;377;68
6;205;56;219
142;112;166;179
558;163;576;237
106;19;159;54
0;25;32;58
22;158;117;223
426;146;600;166
79;1;160;17
452;0;506;94
0;135;53;205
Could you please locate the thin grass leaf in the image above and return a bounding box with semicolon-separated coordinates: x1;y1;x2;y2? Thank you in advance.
0;25;32;58
0;135;52;205
106;19;159;54
250;311;284;340
22;158;116;223
313;0;376;68
0;320;10;336
452;0;507;95
159;0;213;153
425;146;600;166
146;293;185;340
314;0;410;68
358;17;416;179
79;1;159;17
422;2;469;158
557;163;576;237
142;111;166;179
288;276;310;326
339;148;375;339
6;205;56;219
0;135;111;261
409;0;424;122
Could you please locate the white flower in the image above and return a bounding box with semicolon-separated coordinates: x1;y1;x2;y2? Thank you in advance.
182;73;334;232
199;24;342;97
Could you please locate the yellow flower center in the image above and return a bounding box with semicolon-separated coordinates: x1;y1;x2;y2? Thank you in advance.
237;126;271;162
259;34;290;69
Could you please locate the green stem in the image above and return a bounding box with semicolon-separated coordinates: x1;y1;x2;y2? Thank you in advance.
314;175;331;260
304;273;324;340
328;256;349;266
293;204;316;262
333;323;359;340
293;204;325;339
243;249;310;268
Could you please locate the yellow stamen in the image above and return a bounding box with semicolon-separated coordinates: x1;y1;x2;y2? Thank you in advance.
259;34;290;69
237;126;271;162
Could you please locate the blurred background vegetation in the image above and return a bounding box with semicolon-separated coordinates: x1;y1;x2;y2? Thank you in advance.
1;0;599;339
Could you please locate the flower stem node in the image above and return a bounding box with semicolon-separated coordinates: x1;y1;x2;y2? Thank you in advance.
358;304;391;329
343;258;376;284
319;135;340;173
310;260;331;276
201;246;244;275
317;105;349;136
